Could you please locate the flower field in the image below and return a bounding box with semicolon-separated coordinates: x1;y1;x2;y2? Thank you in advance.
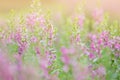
0;0;120;80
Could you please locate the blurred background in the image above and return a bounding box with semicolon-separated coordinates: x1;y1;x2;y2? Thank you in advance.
0;0;120;19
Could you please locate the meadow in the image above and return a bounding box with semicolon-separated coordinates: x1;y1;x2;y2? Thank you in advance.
0;0;120;80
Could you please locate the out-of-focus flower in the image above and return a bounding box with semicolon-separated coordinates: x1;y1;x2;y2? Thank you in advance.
78;14;85;28
61;53;70;65
97;38;103;46
0;54;14;80
40;57;49;79
88;34;97;42
61;46;75;54
96;66;106;76
115;53;120;57
92;8;104;24
14;32;22;43
89;65;106;79
89;53;95;59
35;47;40;54
61;47;69;54
61;47;70;72
26;13;37;26
37;15;46;28
68;47;75;54
61;46;75;73
100;31;109;47
63;65;69;72
46;51;56;65
114;43;120;50
14;32;28;55
61;47;75;65
18;41;27;55
31;36;38;43
73;64;89;80
75;34;81;42
90;42;96;51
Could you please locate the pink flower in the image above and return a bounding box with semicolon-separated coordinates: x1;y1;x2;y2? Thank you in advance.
46;51;56;65
88;34;97;42
14;32;21;43
92;8;104;24
97;38;103;46
61;54;70;65
76;34;81;42
100;31;109;46
14;32;28;55
89;53;95;59
90;42;96;51
73;65;89;80
100;31;109;39
68;47;75;54
90;66;106;79
31;36;37;43
115;53;120;57
18;41;27;55
61;47;70;64
63;65;69;72
35;47;40;54
61;46;75;65
40;57;49;79
35;50;50;79
0;54;13;80
78;15;85;28
37;15;46;27
61;46;75;54
61;47;69;54
14;54;23;80
26;13;37;26
114;43;120;50
96;66;106;76
91;70;97;79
